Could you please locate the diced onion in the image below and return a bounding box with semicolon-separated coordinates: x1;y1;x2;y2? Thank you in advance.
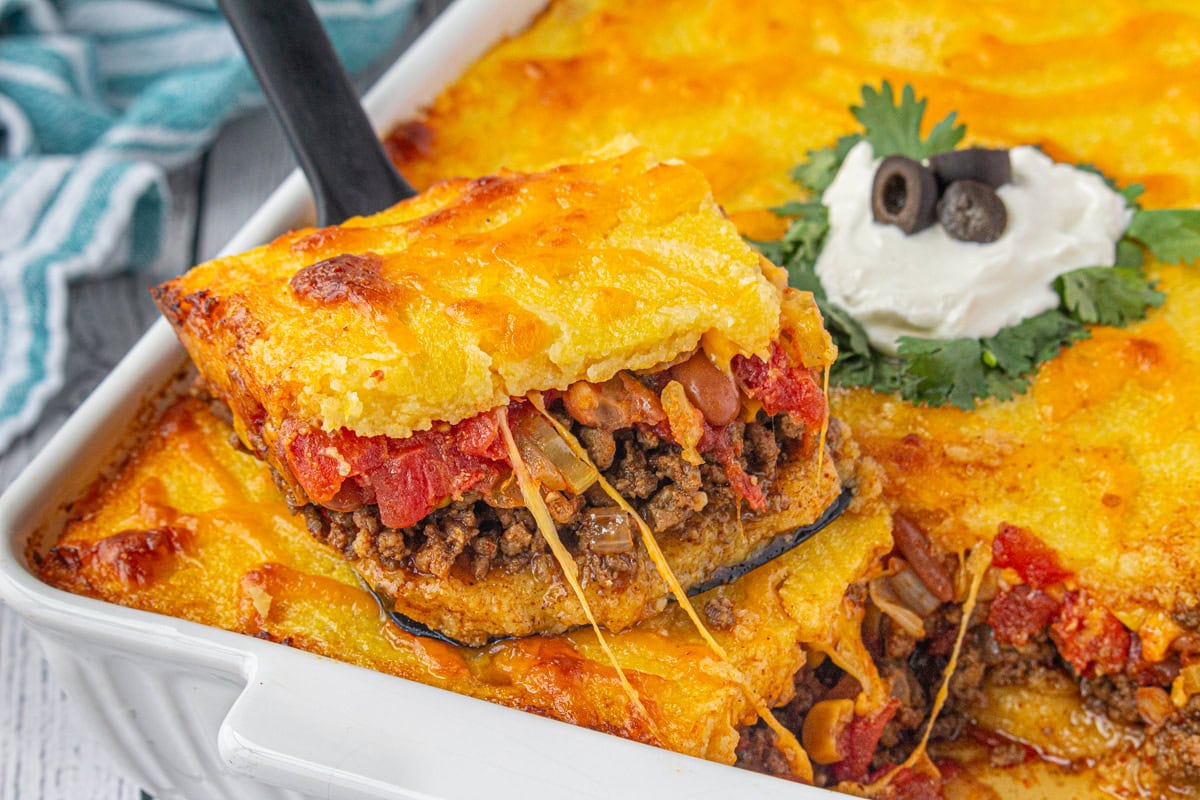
579;507;635;554
883;561;943;618
484;471;525;508
1136;686;1174;728
514;414;598;495
869;575;927;640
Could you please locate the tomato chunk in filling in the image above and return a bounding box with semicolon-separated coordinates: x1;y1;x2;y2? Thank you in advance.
280;343;827;528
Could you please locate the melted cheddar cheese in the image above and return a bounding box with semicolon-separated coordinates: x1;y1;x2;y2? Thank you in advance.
155;143;792;446
373;1;1200;792
389;1;1200;232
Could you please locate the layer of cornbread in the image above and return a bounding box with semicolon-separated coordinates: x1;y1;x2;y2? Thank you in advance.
154;144;788;449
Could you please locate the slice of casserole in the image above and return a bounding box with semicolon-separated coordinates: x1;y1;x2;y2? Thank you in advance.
36;392;888;770
151;143;843;646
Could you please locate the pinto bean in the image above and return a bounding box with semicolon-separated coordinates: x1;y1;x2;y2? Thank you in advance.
563;372;665;430
891;512;955;603
669;351;740;425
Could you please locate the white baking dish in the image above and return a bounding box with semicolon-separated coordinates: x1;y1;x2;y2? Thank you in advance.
0;2;836;798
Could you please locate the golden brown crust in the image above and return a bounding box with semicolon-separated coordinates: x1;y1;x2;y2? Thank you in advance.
153;144;791;459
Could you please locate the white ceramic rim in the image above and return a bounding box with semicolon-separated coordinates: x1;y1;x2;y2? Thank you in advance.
0;2;837;797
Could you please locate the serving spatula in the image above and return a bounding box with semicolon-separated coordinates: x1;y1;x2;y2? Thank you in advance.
217;0;416;225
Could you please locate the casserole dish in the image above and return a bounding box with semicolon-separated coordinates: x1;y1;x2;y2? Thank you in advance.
9;1;1200;797
4;2;839;799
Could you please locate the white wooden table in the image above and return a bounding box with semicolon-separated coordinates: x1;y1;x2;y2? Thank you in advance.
0;4;451;796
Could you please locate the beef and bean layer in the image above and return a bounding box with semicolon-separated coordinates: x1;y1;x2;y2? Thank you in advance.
734;520;1200;793
299;409;807;588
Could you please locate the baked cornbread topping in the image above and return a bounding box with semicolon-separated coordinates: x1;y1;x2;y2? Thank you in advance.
153;143;843;644
154;143;787;446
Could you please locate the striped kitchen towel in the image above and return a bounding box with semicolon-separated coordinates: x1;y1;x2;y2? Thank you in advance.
0;0;417;453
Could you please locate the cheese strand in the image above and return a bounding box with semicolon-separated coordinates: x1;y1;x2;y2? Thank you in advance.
816;363;831;481
857;543;992;793
495;408;658;739
530;396;815;782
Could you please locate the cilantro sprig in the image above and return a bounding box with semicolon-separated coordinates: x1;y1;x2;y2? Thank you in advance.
755;81;1198;410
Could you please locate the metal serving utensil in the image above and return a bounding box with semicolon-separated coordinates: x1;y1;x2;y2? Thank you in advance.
216;0;852;645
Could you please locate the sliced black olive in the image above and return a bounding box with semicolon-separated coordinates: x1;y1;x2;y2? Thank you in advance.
871;155;938;234
929;148;1011;192
937;179;1008;243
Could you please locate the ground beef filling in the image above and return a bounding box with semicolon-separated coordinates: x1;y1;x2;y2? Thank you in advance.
299;410;805;588
734;566;1200;790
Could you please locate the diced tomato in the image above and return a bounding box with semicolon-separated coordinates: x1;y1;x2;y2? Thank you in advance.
831;698;900;783
367;436;502;529
991;523;1072;589
987;585;1061;646
282;410;511;527
732;342;827;428
699;421;766;510
453;408;507;460
1050;590;1132;677
324;477;376;511
340;433;389;475
282;425;385;504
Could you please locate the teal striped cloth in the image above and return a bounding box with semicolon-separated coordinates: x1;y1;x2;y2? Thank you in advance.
0;0;417;452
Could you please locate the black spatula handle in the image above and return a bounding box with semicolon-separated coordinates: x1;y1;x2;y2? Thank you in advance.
218;0;417;225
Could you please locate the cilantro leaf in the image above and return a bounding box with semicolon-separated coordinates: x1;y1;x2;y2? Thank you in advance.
822;302;903;394
816;296;870;356
755;200;830;283
984;310;1086;375
785;261;825;297
746;237;785;266
1126;209;1200;265
897;338;988;409
767;199;818;216
852;81;964;160
1055;266;1165;325
1115;238;1144;269
779;204;829;272
791;134;862;195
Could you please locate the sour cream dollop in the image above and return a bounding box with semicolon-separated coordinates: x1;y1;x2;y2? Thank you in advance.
814;141;1132;354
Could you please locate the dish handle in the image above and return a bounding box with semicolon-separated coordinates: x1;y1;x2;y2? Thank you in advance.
216;646;814;800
